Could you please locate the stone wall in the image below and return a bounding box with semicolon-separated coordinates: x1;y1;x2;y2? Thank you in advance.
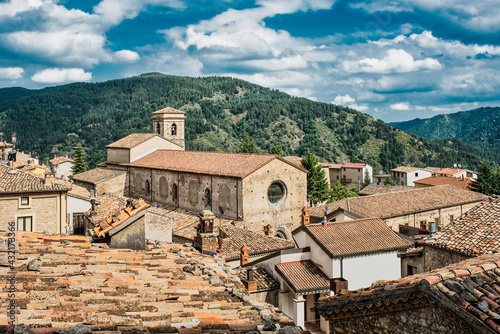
109;215;145;250
144;211;172;243
400;253;424;277
96;173;127;196
423;245;470;272
328;305;468;334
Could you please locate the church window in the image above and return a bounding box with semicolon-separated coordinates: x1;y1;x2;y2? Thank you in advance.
204;188;211;209
171;123;177;136
219;184;230;213
172;183;178;203
274;230;288;239
156;123;161;135
268;182;285;204
145;180;150;196
188;180;199;206
159;176;168;199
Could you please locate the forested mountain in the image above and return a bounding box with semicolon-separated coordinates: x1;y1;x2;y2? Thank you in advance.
392;107;500;150
0;87;46;110
1;73;498;170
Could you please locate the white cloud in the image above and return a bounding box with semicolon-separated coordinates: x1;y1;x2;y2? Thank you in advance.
113;50;140;63
31;68;92;83
390;102;411;110
342;49;443;74
0;67;24;79
333;94;355;105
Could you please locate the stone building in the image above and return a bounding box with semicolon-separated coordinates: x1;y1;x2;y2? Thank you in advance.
422;195;500;272
72;167;127;197
309;185;488;231
314;252;500;334
0;165;69;233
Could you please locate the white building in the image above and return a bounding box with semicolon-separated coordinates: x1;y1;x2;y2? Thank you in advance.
390;166;433;186
66;184;92;235
49;156;74;180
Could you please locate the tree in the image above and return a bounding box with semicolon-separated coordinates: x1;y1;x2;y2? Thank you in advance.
270;142;283;157
237;134;259;153
301;151;331;205
469;162;494;195
495;167;500;195
71;143;87;175
361;169;371;189
329;181;358;202
383;176;395;186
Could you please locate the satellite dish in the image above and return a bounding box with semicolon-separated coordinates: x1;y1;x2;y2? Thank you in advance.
458;164;462;169
453;163;457;168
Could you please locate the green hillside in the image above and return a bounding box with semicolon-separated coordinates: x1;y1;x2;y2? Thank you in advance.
1;73;497;170
392;107;500;149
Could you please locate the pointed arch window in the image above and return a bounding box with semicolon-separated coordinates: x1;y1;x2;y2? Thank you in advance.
171;123;177;136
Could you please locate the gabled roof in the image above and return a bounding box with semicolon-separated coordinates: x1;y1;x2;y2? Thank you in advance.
314;253;500;334
0;165;69;194
390;166;421;173
106;133;166;149
68;183;91;200
238;267;280;292
128;150;307;178
414;175;472;189
152;106;185;115
49;156;74;165
358;184;414;196
310;185;488;219
220;225;295;261
293;218;413;258
437;168;465;176
426;196;500;257
342;162;370;169
72;167;126;185
275;260;330;294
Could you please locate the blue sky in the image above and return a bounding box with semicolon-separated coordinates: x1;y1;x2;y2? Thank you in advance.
1;0;500;122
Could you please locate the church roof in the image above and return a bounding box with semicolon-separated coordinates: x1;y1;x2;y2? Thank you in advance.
128;150;306;178
72;168;126;185
152;106;185;115
106;133;160;149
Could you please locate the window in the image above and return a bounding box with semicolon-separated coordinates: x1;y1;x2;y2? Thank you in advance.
171;123;177;136
156;123;161;135
145;180;150;196
415;172;419;177
274;230;288;239
336;175;339;179
17;216;32;232
268;182;285;204
450;215;454;223
407;265;417;276
172;183;178;203
73;213;85;235
420;221;427;230
20;197;29;205
204;188;211;209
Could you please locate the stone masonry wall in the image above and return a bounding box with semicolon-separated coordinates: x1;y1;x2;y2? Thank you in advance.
423;245;470;272
329;305;469;334
0;195;60;233
96;173;127;196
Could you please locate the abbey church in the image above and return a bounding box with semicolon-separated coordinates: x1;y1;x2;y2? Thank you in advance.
73;107;307;239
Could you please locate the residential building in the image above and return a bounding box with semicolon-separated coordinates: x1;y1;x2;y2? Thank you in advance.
372;171;391;185
423;195;500;271
0;165;69;233
314;253;500;334
339;162;372;191
309;185;488;231
72;167;127;197
414;175;472;189
390;166;433;186
66;184;92;235
49;156;74;179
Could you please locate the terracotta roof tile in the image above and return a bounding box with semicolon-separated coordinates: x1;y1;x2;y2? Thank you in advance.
152;106;186;115
220;225;295;261
358;184;414;196
275;260;330;293
310;185;488;219
72;167;126;184
0;165;69;194
238;267;280;291
295;218;413;258
426;196;500;257
129;150;305;178
342;163;369;168
414;175;472;189
437;168;465;176
390;166;420;173
106;133;162;149
49;156;74;165
67;183;91;200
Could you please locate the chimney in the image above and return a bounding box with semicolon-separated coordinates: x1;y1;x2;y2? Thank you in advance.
217;235;224;254
90;198;97;216
429;221;436;237
54;171;59;179
8;160;13;168
301;207;310;225
240;245;249;266
322;215;328;227
43;174;50;185
330;277;348;295
325;205;330;216
264;224;273;236
243;267;258;292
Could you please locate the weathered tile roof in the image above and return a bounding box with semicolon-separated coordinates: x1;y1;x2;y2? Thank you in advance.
220;225;295;261
275;260;330;293
390;166;420;173
68;183;91;200
0;165;69;194
72;167;126;184
358;184;414;196
238;267;280;291
129;150;305;178
426;196;500;257
49;156;73;165
152;106;186;115
315;253;500;333
342;162;369;168
310;185;488;219
106;133;158;149
282;156;303;169
414;175;472;189
0;233;286;331
294;218;413;258
84;193;128;225
438;168;465;176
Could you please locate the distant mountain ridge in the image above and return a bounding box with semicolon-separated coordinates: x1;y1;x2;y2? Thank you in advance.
0;73;497;170
392;107;500;150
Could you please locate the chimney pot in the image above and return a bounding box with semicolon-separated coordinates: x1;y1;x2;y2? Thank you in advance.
301;207;310;225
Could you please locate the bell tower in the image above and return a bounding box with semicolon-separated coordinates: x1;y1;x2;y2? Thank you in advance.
151;107;186;149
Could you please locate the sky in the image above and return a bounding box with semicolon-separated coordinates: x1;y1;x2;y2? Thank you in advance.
1;0;500;122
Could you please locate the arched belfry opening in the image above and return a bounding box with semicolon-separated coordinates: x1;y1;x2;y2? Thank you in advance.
151;107;186;149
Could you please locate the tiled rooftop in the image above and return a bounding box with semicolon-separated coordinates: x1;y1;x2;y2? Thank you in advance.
282;156;303;169
72;167;126;184
426;196;500;256
152;106;186;115
106;133;160;149
390;166;420;173
67;183;91;200
342;163;369;168
358;184;414;196
275;260;330;294
437;168;465;176
129;150;305;178
0;165;69;194
315;252;500;333
84;193;128;226
310;184;488;219
49;156;73;165
294;218;413;258
414;175;472;189
238;267;280;292
0;232;287;332
220;225;295;261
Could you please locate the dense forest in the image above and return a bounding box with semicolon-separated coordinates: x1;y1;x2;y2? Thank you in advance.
1;73;498;171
